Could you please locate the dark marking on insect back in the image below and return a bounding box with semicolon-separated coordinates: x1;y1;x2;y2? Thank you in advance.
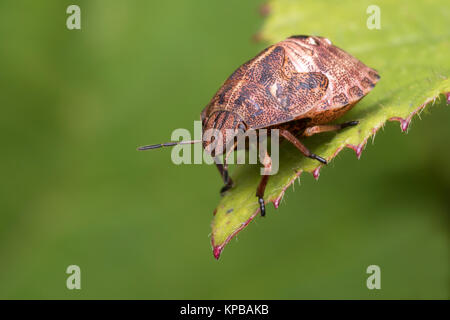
215;111;229;130
227;48;270;82
235;84;265;117
273;72;329;114
348;86;364;98
211;111;221;128
332;93;349;106
248;97;264;116
368;71;380;80
218;85;233;105
217;111;230;130
313;73;328;89
258;63;272;85
234;92;246;108
361;77;375;88
297;73;319;90
257;46;284;86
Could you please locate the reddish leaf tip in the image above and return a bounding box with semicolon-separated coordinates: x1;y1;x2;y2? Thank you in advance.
348;144;364;159
401;120;411;132
213;246;222;259
273;199;280;209
313;167;321;180
389;116;411;132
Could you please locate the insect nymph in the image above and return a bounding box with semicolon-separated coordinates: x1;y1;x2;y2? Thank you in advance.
139;35;380;216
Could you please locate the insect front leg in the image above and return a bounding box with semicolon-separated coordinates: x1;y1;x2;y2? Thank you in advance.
216;162;233;195
302;121;359;137
280;129;327;164
256;151;273;217
217;140;238;195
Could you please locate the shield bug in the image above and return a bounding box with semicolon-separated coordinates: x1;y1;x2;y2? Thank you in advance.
139;35;380;216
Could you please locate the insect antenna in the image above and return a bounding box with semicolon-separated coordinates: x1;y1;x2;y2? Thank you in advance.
137;140;202;151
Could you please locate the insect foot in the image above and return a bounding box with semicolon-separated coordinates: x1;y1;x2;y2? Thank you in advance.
258;197;266;217
220;183;234;196
341;120;359;128
310;154;328;165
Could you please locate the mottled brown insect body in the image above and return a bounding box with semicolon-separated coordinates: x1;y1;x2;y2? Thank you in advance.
202;35;379;134
201;35;379;215
140;35;380;216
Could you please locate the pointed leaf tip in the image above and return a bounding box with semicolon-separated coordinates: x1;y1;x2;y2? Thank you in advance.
213;246;222;259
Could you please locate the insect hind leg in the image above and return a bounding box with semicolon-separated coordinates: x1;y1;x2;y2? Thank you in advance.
280;129;327;164
302;121;359;137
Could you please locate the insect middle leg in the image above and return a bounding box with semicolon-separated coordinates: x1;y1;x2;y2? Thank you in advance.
279;129;327;164
302;121;359;137
256;151;273;217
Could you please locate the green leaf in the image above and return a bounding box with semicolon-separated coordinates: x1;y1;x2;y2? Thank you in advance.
211;0;450;259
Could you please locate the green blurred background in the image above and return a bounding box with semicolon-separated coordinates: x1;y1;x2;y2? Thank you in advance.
0;0;448;299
